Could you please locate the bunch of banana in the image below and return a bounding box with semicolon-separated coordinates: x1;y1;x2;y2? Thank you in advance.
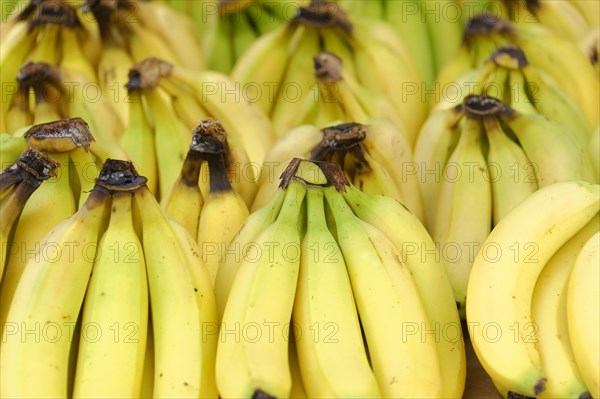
215;158;465;398
231;0;425;141
0;0;101;132
0;118;103;341
275;50;409;143
122;57;273;200
435;44;592;147
437;13;600;128
414;94;597;318
332;0;436;87
252;121;424;223
181;0;299;73
162;119;250;285
467;180;599;399
3;61;126;160
1;159;219;398
0;147;59;282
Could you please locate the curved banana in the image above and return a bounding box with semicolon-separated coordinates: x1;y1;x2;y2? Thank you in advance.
0;189;109;398
293;187;380;398
216;180;306;398
432;117;492;317
567;229;600;398
324;185;443;398
197;153;250;285
467;180;599;397
72;192;148;398
133;186;218;398
532;216;598;399
213;187;287;322
231;24;295;114
120;90;158;195
341;184;466;399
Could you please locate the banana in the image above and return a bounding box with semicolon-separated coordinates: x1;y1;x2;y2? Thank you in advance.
413;107;462;231
27;23;61;65
324;184;443;398
97;43;135;126
232;10;259;66
203;9;235;73
0;22;35;129
135;0;204;69
292;187;380;398
143;87;190;200
0;152;77;333
288;338;308;399
127;22;180;66
161;148;204;241
523;0;588;43
515;23;600;128
72;192;148;398
140;315;154;399
432;116;492;317
270;25;321;136
0;188;110;398
341;184;466;399
213;187;287;322
133;185;218;398
567;229;600;399
5;85;32;134
231;24;295;114
59;26;97;83
484;116;538;225
197;152;250;286
120;90;158;195
216;179;306;398
0;148;59;283
467;180;599;397
532;216;599;399
385;0;435;88
421;0;463;79
350;18;425;144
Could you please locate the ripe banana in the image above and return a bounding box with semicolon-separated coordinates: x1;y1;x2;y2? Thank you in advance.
216;179;306;398
72;192;148;398
0;188;110;398
467;180;599;397
567;229;600;398
292;187;380;398
324;184;443;398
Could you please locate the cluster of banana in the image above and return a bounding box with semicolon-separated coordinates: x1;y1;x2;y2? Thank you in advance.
0;0;599;398
120;57;272;199
214;158;464;398
1;158;218;398
414;93;597;317
1;0;203;132
467;180;599;399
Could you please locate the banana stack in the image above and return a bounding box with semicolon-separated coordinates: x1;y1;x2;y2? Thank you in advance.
121;57;273;199
231;0;425;141
0;147;59;281
0;158;218;398
438;13;599;127
215;158;465;399
414;93;597;318
467;180;599;399
162;119;250;286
